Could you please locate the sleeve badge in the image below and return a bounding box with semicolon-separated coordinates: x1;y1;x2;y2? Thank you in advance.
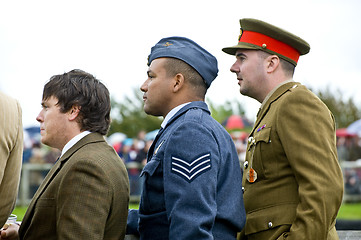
171;153;212;182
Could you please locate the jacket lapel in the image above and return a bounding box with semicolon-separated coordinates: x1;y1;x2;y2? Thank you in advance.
20;158;62;232
251;82;299;136
20;133;105;228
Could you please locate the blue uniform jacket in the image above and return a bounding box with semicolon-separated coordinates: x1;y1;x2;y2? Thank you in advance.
128;101;246;239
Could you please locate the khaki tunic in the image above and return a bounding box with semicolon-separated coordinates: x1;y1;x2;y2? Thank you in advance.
239;82;343;240
0;91;23;226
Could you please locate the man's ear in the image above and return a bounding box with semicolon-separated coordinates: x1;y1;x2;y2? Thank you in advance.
173;73;185;93
266;55;280;73
68;105;81;121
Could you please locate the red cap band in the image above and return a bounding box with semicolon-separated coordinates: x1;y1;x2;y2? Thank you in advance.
240;31;300;63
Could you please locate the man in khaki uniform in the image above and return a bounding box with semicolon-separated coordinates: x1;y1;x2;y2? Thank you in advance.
222;18;344;240
0;91;23;227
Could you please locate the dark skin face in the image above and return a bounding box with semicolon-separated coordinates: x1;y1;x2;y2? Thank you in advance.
140;58;175;118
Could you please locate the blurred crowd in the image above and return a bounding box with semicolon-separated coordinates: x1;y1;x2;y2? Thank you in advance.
22;127;250;197
22;126;361;198
337;135;361;196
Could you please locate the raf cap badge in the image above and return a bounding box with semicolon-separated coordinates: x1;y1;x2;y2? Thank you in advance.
162;42;173;47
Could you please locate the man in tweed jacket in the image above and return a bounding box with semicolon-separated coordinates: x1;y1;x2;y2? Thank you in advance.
1;70;129;240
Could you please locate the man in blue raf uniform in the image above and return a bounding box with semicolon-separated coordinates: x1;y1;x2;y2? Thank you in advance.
127;36;246;239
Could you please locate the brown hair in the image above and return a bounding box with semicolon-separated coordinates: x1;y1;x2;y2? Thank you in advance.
42;69;111;135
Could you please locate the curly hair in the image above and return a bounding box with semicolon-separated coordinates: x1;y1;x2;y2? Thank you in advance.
42;69;111;135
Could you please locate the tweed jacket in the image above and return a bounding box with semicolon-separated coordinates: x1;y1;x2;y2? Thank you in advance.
240;82;343;240
0;91;23;226
19;133;130;240
128;101;246;239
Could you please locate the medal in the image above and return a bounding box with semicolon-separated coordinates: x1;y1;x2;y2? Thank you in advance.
246;135;257;183
247;167;257;183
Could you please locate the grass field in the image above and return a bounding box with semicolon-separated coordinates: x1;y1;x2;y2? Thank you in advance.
12;202;361;221
337;202;361;219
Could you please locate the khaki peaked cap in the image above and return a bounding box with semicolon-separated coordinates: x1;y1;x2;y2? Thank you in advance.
222;18;310;66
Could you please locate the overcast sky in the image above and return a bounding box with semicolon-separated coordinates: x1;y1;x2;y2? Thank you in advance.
1;0;360;128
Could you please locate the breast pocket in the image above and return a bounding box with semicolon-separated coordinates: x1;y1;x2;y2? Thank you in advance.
251;127;271;180
140;157;161;177
140;157;165;213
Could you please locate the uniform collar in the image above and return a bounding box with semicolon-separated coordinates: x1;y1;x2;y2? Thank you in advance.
260;79;294;109
252;80;299;137
161;101;210;129
161;102;191;128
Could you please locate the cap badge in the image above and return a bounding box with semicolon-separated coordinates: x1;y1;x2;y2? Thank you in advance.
238;28;243;42
162;42;173;47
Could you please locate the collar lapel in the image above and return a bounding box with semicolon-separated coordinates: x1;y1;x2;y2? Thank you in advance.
251;82;299;136
21;133;104;226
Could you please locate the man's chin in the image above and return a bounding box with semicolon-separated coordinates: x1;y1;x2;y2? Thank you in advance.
40;137;48;146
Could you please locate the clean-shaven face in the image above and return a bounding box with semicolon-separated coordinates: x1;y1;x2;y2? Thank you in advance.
36;96;69;150
140;58;174;118
230;49;268;102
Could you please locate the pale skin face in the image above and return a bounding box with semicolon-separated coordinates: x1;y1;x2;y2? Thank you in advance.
36;96;80;151
140;58;175;118
230;49;270;103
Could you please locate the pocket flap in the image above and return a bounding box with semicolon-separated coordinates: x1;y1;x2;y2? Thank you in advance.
140;158;161;177
255;127;271;143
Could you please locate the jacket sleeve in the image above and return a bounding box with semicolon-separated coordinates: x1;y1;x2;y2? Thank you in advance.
126;209;140;235
163;121;219;240
276;89;343;239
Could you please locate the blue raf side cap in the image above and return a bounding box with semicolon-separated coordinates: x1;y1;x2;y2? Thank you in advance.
147;36;218;89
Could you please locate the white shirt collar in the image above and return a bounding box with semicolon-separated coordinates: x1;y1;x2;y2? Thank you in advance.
61;131;91;157
161;102;191;128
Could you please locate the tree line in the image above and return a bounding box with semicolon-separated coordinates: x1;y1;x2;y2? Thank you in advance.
108;87;361;138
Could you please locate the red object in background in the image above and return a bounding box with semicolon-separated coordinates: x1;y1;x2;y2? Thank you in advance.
222;115;252;130
336;128;357;138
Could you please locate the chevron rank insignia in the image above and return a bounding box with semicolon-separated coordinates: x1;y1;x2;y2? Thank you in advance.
171;153;211;182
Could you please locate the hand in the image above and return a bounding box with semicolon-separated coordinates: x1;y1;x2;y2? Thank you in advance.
0;223;20;240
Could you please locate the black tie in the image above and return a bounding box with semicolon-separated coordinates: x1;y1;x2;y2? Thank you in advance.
148;127;164;158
